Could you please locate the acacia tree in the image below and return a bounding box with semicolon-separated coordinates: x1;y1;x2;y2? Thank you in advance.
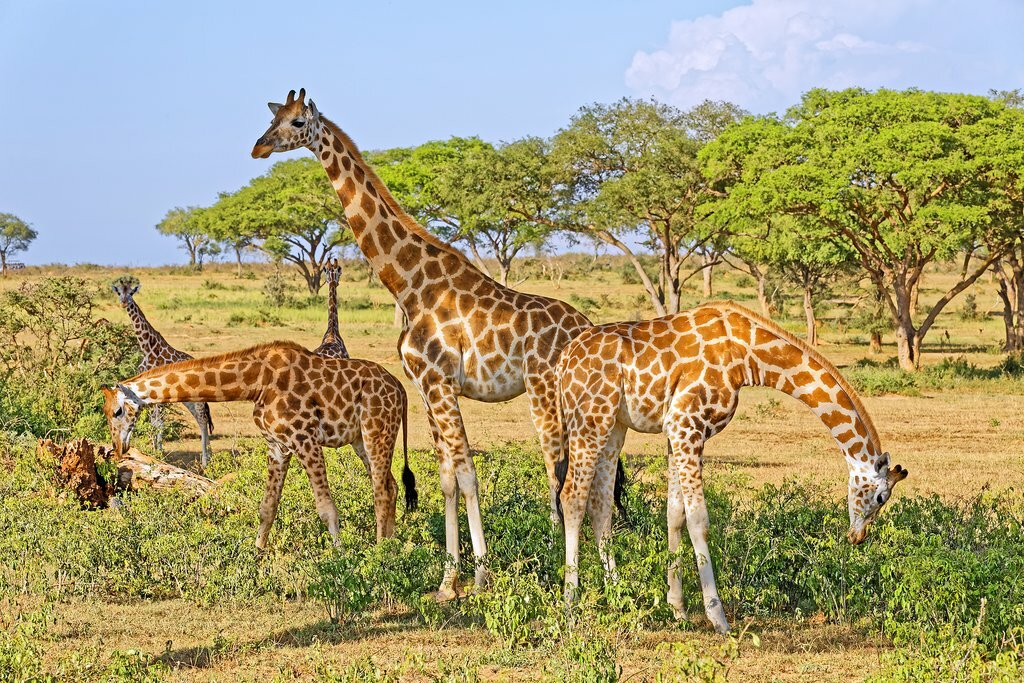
0;213;37;275
705;89;1015;370
534;98;744;315
155;206;214;269
976;93;1024;351
198;192;257;277
370;137;550;284
205;159;351;293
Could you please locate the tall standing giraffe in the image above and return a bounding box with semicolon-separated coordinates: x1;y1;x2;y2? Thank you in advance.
253;89;592;597
314;258;350;359
111;277;213;466
101;341;417;543
557;301;908;633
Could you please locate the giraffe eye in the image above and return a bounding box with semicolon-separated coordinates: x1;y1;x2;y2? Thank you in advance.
876;491;890;506
292;119;306;128
113;407;123;418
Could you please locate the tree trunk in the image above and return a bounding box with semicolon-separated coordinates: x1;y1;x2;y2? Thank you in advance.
870;331;883;354
894;314;918;371
702;253;715;298
803;284;818;346
995;253;1024;352
596;230;666;316
235;247;243;278
0;251;6;276
497;261;510;287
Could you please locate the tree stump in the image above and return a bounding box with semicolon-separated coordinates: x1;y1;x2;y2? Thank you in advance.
39;438;218;508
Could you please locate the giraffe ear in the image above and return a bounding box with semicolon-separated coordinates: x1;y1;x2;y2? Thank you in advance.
875;452;890;473
268;102;283;115
309;99;319;119
131;283;140;295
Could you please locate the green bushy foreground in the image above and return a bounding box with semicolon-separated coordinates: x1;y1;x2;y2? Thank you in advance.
2;434;1023;681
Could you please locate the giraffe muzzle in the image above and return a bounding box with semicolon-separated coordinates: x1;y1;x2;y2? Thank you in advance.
251;141;275;159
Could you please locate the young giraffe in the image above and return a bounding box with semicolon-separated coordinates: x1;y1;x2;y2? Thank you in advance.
314;258;350;360
111;277;213;466
557;301;908;633
101;341;417;543
253;89;592;597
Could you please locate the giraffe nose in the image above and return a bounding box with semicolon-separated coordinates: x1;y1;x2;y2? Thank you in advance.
251;139;274;159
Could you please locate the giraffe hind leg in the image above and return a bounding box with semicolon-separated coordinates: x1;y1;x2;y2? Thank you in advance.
185;402;212;467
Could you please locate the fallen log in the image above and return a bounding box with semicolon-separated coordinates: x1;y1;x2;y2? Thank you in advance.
39;438;218;508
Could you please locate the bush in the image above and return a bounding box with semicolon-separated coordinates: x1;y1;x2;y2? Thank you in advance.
0;277;139;438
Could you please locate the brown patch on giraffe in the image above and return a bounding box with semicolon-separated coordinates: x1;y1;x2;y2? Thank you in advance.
378;264;404;293
341;155;352;171
325;157;341;181
339;178;357;204
360;193;376;218
377;227;397;254
396;242;422;270
353;165;365;183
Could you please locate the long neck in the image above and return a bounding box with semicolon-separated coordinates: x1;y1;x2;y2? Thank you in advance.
124;299;171;357
739;319;882;470
122;356;263;404
322;276;340;344
311;119;497;314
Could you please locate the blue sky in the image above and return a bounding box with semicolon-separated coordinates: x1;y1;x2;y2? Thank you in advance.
1;0;1021;266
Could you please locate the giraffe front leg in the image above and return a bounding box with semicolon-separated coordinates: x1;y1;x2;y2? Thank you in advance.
429;387;489;594
255;441;291;550
668;426;730;634
417;400;460;599
150;404;164;455
185;402;211;467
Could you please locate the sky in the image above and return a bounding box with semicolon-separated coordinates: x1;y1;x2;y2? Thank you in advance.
1;0;1022;266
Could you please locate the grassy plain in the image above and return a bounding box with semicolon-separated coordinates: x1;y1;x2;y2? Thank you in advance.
2;257;1023;681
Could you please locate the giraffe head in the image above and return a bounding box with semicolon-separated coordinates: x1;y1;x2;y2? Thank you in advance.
325;258;341;286
101;385;142;456
251;88;322;159
846;452;909;544
111;276;141;308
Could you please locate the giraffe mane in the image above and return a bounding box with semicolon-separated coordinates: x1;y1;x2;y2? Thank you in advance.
698;300;881;453
127;341;309;380
319;116;477;264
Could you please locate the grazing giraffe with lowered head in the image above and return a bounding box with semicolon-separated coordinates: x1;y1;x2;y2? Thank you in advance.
557;301;908;633
101;341;417;543
111;276;213;466
253;89;593;598
314;258;350;359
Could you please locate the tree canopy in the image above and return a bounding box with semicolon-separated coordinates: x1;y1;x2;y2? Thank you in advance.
0;213;38;275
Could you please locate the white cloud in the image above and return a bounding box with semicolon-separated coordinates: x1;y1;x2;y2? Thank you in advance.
625;0;945;113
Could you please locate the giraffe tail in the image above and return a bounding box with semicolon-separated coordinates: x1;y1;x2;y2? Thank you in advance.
400;388;418;512
205;404;214;435
613;456;629;525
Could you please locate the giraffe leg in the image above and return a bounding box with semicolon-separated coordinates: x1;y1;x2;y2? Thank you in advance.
525;368;567;527
423;385;488;594
150;404;164;455
185;402;211;467
667;424;730;634
588;423;626;584
560;412;618;604
255;441;291;550
354;438;397;541
294;438;341;544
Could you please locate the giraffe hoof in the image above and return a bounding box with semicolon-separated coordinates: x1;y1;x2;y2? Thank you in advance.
431;586;460;603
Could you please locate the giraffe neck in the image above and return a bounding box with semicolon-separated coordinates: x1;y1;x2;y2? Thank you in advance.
121;355;263;405
735;314;883;471
124;299;171;359
310;118;495;315
322;276;340;344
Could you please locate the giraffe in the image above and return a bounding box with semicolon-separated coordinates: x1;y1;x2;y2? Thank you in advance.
252;89;593;598
314;258;350;360
556;301;908;633
110;276;213;466
101;341;417;543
